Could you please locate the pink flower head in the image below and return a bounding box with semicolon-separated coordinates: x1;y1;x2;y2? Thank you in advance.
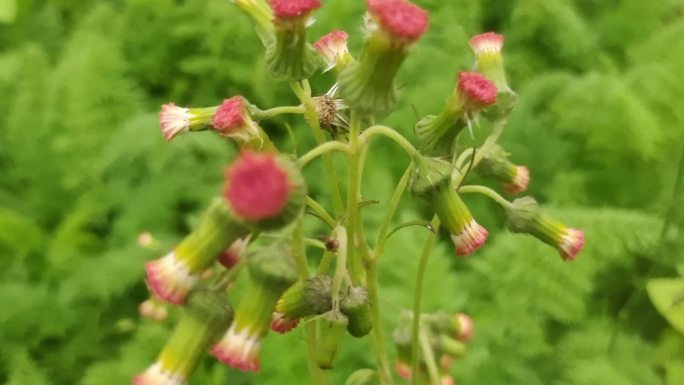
559;228;585;261
213;96;250;134
451;219;488;257
314;30;350;71
218;237;249;269
270;312;300;334
457;72;498;109
225;151;292;221
469;32;504;56
211;324;262;372
132;363;184;385
145;251;199;305
455;313;473;342
366;0;429;43
159;103;193;142
394;360;412;380
269;0;321;20
504;165;530;195
441;374;456;385
439;354;455;370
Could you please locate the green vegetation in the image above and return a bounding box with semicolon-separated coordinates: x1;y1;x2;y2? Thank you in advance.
1;0;683;384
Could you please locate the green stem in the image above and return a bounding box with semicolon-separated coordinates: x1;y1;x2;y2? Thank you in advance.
367;260;395;385
346;111;364;285
373;165;412;262
291;80;345;215
359;125;420;160
458;185;513;209
305;197;336;228
297;141;351;167
254;105;306;120
317;251;335;274
330;225;348;310
411;215;440;385
419;330;440;385
453;119;507;186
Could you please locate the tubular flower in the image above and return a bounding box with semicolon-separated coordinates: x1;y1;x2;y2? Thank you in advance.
211;242;298;372
145;198;251;305
275;275;332;319
469;32;508;91
477;144;530;194
314;29;353;73
133;290;233;385
270;311;300;334
217;237;250;269
265;0;321;80
138;297;168;321
506;197;586;261
224;151;307;231
159;103;217;142
338;0;428;116
212;96;262;144
455;312;473;342
414;72;497;156
409;157;488;256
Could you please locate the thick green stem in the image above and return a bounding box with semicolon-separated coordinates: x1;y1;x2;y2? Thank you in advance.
411;215;440;385
458;185;513;209
346;111;365;285
291;80;345;215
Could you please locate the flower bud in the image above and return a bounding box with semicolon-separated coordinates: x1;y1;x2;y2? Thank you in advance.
159;104;217;142
276;275;332;318
477;144;530;194
138;297;168;322
340;286;373;338
338;0;428;116
414;72;497;155
211;242;298;371
133;290;233;385
437;335;467;357
265;0;321;80
316;310;349;369
427;311;473;342
506;197;586;261
212;96;265;146
217;237;250;269
224;151;307;231
314;30;353;73
270;311;300;334
145;198;251;304
469;32;508;91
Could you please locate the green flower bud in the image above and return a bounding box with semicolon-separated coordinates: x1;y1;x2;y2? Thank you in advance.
477;144;530;194
276;275;333;319
340;286;373;338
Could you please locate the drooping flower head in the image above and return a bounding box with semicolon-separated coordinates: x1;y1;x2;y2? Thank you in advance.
224;151;306;231
211;242;298;372
477;144;530;194
339;0;428;116
340;286;373;338
314;30;353;72
409;157;488;256
145;198;250;305
133;290;233;385
270;311;300;334
455;312;473;342
138;297;168;321
414;72;497;156
159;103;217;142
275;275;332;319
506;197;586;261
265;0;321;80
212;96;261;142
469;32;509;91
217;237;250;269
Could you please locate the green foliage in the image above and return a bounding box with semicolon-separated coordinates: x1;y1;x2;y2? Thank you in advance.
0;0;683;384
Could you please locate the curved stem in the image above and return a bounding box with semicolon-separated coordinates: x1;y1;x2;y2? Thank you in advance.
453;119;507;186
373;165;412;262
254;105;306;120
305;196;337;228
297;141;351;167
360;125;420;160
291;81;345;215
458;185;513;209
411;215;440;385
455;148;475;170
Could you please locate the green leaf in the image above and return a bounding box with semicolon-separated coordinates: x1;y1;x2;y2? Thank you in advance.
647;278;684;334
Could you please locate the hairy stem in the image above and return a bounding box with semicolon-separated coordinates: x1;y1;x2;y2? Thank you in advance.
346;111;364;285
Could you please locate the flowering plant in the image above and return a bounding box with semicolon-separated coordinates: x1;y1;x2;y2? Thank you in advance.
136;1;585;384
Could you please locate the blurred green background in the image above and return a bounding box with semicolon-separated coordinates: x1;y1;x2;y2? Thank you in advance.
1;0;684;384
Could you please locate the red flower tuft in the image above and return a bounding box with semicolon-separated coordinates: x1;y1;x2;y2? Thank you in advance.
269;0;321;19
455;312;473;342
271;312;300;334
560;228;585;261
225;151;291;221
469;32;504;54
367;0;429;42
213;96;247;133
457;72;498;106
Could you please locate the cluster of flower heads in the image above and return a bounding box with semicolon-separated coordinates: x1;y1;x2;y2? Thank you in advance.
393;311;473;385
136;0;586;384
